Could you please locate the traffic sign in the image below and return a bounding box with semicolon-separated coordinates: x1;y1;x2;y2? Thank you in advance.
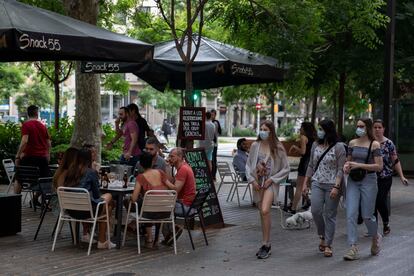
255;103;262;110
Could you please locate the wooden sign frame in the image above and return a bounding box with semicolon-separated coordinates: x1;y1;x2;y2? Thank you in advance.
184;148;224;228
179;107;206;140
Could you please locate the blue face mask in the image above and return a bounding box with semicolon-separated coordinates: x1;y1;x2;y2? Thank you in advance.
317;129;325;140
355;127;366;137
259;130;269;140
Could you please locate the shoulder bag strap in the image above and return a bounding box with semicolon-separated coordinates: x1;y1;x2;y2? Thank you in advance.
365;140;374;164
313;142;337;173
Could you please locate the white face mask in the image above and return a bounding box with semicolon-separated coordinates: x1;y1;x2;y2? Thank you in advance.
355;127;366;137
317;129;325;140
259;130;270;140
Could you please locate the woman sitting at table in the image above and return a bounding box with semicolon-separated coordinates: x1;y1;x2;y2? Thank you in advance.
63;147;115;249
53;147;79;190
130;151;170;249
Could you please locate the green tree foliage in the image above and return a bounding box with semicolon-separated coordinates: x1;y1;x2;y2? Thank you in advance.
0;63;25;99
137;86;181;115
0;123;21;159
395;0;414;94
101;74;130;95
210;0;389;123
14;76;54;114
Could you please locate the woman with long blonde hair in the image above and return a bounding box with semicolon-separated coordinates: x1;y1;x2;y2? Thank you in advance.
245;120;290;259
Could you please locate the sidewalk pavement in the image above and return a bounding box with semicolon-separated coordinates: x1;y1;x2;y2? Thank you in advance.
0;163;413;275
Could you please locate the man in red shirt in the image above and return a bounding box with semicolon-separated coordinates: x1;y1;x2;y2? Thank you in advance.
163;147;196;245
15;105;51;193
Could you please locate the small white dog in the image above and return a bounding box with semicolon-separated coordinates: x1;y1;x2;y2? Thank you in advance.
285;208;312;228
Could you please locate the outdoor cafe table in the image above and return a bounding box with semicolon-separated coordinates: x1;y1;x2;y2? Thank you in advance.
100;186;134;249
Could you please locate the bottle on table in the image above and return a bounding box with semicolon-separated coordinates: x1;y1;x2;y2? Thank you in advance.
102;172;109;188
123;169;128;188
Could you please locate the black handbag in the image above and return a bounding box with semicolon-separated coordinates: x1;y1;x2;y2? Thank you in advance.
349;140;373;182
349;168;366;181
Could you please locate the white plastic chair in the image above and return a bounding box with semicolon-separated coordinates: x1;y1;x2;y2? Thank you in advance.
2;159;15;193
122;190;177;254
52;187;110;256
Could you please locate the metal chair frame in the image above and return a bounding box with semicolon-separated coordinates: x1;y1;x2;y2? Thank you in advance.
122;190;177;254
52;187;110;256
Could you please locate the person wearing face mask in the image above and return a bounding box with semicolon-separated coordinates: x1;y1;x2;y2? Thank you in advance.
343;118;383;261
245;120;290;259
372;119;409;236
304;119;346;257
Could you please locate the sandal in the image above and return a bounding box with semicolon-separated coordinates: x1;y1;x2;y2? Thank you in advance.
319;236;326;252
324;246;333;257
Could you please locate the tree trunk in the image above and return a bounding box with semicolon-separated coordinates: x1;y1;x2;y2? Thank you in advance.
332;89;337;124
64;0;102;160
54;61;60;129
338;72;347;135
185;62;193;107
269;92;275;123
179;62;194;149
311;85;319;124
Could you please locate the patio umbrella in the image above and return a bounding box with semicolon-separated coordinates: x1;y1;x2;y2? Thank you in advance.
81;35;287;91
0;0;153;62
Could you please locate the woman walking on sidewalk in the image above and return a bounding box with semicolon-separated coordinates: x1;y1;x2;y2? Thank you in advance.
343;118;383;261
289;122;317;213
373;119;409;236
245;120;290;259
304;119;346;257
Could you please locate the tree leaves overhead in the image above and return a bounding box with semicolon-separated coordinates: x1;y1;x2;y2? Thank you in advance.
208;0;390;120
137;86;181;116
0;63;25;99
14;75;54;113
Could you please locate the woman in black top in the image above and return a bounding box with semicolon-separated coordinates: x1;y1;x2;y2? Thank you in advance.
289;122;316;213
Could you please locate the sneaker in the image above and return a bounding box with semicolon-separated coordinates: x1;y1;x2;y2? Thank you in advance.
383;224;391;236
343;246;359;261
371;234;382;256
166;226;183;246
81;233;97;243
97;240;116;249
257;245;271;259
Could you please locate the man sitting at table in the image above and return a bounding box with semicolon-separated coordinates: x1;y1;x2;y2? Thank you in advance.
135;137;167;174
233;138;248;181
162;147;196;245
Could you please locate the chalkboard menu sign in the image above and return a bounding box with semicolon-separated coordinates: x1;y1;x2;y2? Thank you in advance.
179;107;205;140
184;148;224;228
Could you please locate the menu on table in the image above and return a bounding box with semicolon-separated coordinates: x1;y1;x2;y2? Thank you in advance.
184;148;224;228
